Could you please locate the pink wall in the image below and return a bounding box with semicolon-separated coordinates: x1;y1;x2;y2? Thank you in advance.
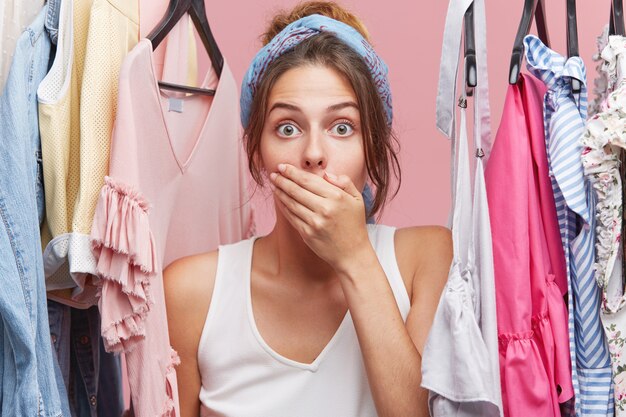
140;0;610;235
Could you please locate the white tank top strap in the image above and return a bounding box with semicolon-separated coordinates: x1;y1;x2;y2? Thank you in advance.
197;237;257;356
366;224;411;319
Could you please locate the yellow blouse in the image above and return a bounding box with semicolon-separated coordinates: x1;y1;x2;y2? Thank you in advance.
38;0;139;307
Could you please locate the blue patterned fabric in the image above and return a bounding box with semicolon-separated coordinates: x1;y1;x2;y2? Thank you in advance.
0;4;71;416
240;14;392;128
525;35;614;417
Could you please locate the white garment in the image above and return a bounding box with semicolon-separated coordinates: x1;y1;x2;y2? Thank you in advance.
422;0;502;416
198;224;411;417
0;0;44;90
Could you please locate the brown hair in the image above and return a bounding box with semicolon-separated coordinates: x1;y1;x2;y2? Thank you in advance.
245;1;400;218
262;1;370;44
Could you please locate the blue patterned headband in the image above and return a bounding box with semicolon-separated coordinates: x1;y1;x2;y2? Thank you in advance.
240;14;393;128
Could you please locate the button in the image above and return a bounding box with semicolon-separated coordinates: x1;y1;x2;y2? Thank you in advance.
51;334;57;344
79;335;90;345
89;395;97;407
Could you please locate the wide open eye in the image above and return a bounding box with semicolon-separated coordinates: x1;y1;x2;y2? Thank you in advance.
277;122;302;138
329;122;355;137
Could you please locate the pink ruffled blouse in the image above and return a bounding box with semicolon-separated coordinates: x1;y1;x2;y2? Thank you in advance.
485;74;573;416
90;38;253;416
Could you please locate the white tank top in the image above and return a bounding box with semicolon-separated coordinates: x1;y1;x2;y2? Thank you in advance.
198;224;411;417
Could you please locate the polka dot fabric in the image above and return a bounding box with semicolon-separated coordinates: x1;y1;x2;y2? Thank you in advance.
37;0;139;306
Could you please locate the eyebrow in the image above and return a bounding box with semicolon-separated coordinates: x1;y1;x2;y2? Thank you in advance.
268;101;359;114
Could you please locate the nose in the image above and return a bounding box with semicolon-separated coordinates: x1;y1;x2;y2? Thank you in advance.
301;132;327;171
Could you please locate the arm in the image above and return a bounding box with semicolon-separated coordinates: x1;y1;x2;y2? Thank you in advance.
163;251;218;417
270;164;451;416
337;226;451;417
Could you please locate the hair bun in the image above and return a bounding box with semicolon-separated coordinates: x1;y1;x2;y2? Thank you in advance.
261;1;370;46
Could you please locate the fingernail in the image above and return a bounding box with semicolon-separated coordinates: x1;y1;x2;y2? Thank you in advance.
269;172;277;181
325;171;337;180
278;164;286;172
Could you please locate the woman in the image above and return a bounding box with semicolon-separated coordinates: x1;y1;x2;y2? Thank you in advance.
164;2;451;416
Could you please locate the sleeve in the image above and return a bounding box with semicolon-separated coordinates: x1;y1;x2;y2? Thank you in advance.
72;0;140;284
89;43;157;353
91;176;157;353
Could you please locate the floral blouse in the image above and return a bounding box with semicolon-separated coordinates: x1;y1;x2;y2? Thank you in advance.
581;35;626;413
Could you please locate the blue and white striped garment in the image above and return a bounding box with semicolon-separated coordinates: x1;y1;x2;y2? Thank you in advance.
525;35;614;417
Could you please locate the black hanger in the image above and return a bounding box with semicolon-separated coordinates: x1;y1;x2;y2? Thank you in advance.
509;0;550;85
147;0;224;96
610;0;625;36
464;2;477;97
566;0;581;93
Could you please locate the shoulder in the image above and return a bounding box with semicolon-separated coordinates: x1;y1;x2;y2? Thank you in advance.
394;225;452;271
164;250;219;304
163;250;219;342
392;225;452;300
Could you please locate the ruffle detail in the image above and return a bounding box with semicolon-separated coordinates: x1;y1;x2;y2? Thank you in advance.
498;331;562;416
98;275;152;353
497;302;572;413
496;280;573;413
601;36;626;93
91;176;158;353
161;348;181;417
581;81;626;294
422;261;501;409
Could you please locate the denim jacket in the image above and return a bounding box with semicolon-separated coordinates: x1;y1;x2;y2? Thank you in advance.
47;301;124;417
0;2;68;416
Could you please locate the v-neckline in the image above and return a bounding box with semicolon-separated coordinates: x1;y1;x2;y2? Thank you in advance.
145;39;224;173
245;237;350;372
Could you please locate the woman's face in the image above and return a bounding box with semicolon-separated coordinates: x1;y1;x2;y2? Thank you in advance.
260;64;367;191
